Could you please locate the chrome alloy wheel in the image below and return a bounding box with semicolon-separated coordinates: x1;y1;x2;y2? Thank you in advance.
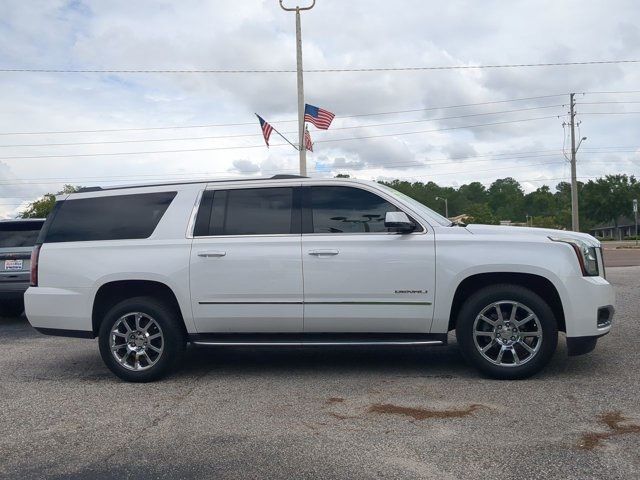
472;301;543;367
110;312;164;371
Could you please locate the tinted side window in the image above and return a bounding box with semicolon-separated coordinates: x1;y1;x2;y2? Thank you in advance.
195;188;295;236
44;192;176;243
310;186;402;233
0;222;44;247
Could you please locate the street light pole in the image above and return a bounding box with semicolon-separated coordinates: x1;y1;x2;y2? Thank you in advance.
279;0;316;176
436;196;448;218
634;199;638;246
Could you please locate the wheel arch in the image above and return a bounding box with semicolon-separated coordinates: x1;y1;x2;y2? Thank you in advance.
447;272;566;333
92;280;189;337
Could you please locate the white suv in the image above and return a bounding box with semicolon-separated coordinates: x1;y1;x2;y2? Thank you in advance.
25;175;614;382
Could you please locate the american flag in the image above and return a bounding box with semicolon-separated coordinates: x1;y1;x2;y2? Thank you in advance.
304;104;335;130
256;114;273;147
304;126;313;152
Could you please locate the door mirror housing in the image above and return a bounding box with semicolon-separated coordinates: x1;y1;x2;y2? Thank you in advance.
384;211;415;233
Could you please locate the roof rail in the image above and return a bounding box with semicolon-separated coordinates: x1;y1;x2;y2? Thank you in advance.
72;174;310;194
270;174;309;179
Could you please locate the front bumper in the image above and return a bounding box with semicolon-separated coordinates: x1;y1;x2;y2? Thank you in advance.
562;275;615;338
567;332;609;356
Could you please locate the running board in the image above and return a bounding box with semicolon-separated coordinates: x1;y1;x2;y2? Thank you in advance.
189;333;447;347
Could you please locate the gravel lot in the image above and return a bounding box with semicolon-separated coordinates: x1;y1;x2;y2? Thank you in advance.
1;268;639;480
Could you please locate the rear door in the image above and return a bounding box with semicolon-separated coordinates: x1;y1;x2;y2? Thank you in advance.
189;185;304;332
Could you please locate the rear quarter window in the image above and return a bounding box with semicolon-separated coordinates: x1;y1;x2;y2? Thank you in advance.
43;192;176;243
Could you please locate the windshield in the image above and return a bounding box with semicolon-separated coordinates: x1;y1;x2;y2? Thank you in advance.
376;183;453;226
0;222;43;248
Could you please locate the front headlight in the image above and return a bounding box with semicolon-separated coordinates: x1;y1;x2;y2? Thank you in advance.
549;236;599;277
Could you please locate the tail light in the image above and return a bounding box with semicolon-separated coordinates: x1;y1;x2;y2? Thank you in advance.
30;244;41;287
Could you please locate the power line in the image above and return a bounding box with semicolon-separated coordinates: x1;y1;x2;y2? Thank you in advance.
0;105;565;148
579;111;640;115
1;59;638;74
577;101;640;105
336;96;567;118
315;116;559;144
0;94;568;136
0;160;569;190
583;90;640;95
0;154;635;188
0;153;566;185
0;116;559;160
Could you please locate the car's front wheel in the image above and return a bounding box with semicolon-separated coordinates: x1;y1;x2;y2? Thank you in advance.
98;296;186;382
456;284;558;379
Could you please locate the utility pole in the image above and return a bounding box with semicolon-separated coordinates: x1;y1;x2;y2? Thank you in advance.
569;93;579;231
568;93;587;232
279;0;316;176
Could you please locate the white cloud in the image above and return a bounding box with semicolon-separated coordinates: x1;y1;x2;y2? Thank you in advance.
0;0;639;217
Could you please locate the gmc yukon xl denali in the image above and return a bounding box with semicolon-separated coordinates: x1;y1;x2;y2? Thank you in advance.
25;175;614;382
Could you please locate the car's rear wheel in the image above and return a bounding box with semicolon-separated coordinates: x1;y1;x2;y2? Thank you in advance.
1;299;24;318
98;296;186;382
456;284;558;379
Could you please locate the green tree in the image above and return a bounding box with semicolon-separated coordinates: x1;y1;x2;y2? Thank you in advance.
466;203;497;225
19;185;80;219
524;185;556;217
581;175;637;230
488;177;525;221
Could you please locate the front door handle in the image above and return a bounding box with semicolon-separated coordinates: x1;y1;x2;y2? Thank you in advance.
308;249;339;256
198;251;226;258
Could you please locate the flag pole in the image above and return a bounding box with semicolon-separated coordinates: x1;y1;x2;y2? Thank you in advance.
255;113;299;150
272;125;299;151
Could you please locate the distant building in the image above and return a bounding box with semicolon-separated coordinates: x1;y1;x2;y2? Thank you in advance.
449;214;471;225
590;216;637;240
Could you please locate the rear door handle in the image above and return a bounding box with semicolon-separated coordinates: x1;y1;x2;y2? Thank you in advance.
198;251;226;258
308;249;339;256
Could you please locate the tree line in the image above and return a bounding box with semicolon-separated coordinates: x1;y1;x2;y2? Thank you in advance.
378;174;639;230
19;174;639;232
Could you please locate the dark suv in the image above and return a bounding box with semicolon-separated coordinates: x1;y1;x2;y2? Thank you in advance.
0;219;45;317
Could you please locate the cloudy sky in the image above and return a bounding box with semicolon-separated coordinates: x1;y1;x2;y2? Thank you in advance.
1;0;639;218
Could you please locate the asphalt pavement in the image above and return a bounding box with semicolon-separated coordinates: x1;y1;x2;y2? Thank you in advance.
0;267;639;479
601;242;640;267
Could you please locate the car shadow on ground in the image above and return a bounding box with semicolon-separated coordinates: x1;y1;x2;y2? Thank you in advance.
179;341;473;378
6;319;598;383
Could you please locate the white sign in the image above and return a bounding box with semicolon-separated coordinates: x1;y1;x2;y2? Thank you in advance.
634;199;638;213
4;259;23;271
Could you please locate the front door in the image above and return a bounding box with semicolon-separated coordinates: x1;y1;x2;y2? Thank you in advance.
189;186;303;332
301;185;435;333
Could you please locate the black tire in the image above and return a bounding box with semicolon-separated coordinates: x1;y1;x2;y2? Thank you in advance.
1;298;24;318
98;296;186;382
456;284;558;380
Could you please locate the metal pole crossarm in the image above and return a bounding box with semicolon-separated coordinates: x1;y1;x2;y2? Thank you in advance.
279;0;316;11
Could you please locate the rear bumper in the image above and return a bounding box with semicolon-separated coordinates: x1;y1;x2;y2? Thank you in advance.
24;286;93;333
34;327;94;339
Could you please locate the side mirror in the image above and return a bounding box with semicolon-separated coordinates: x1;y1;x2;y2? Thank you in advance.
384;211;415;233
